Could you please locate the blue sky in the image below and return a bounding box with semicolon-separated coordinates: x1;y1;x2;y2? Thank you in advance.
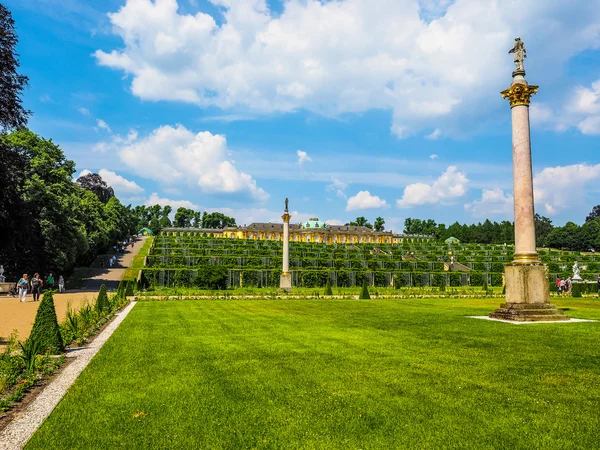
7;0;600;231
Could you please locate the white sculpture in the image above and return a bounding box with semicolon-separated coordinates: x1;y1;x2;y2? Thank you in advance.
572;261;582;281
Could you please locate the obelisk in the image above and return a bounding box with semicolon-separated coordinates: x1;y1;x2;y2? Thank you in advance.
280;198;292;290
490;38;567;321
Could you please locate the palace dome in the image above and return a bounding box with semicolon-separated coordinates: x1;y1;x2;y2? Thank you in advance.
302;218;329;230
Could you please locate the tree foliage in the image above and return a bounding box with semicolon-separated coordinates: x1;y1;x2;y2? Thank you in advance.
28;291;64;354
586;205;600;223
76;172;115;204
374;217;385;232
346;216;373;228
0;4;30;131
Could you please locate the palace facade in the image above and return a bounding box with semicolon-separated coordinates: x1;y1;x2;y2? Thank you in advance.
161;218;432;245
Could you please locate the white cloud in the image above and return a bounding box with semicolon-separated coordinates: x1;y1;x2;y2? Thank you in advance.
326;177;348;199
396;166;468;207
534;163;600;215
95;0;600;138
96;119;111;133
297;150;312;166
429;154;438;160
76;168;144;197
115;124;268;201
346;190;389;211
464;188;513;218
145;192;199;210
98;169;144;195
78;107;91;116
426;129;441;140
324;218;344;226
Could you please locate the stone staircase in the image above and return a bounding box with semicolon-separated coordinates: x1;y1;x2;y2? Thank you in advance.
489;302;569;321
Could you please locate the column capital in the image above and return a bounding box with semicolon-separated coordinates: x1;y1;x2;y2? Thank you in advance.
501;83;538;108
282;213;291;223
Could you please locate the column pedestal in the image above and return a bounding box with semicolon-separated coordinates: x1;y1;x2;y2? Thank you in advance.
490;263;568;321
280;272;292;291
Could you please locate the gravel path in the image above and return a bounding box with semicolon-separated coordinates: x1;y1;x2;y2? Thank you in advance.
0;301;137;450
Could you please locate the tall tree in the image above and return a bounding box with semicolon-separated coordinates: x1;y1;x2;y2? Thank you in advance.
585;205;600;223
76;172;115;203
0;4;30;131
347;216;372;228
374;217;385;232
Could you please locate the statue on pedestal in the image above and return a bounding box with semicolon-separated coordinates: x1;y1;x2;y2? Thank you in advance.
509;37;526;73
572;261;582;281
284;198;289;213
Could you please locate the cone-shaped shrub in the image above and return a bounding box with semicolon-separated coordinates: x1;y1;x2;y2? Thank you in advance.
96;284;109;314
482;278;488;291
116;281;126;298
125;281;134;297
324;278;333;296
502;285;506;295
28;291;64;354
572;283;582;298
359;279;371;300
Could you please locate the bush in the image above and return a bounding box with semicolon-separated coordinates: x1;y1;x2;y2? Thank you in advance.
125;281;134;297
96;284;110;314
194;266;228;290
359;280;370;300
324;278;333;296
482;278;488;291
28;291;64;354
572;283;582;298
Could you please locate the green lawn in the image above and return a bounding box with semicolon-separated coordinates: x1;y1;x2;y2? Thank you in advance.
27;298;600;449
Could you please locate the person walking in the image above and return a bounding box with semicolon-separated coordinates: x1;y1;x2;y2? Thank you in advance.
30;273;43;301
566;277;572;296
58;275;65;293
16;274;29;302
46;272;55;290
559;278;566;296
555;277;561;295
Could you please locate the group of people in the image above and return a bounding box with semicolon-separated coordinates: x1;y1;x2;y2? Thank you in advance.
15;273;64;302
555;276;573;296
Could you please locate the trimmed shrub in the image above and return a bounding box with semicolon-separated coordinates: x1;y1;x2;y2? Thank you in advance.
359;280;370;300
125;281;134;297
28;291;64;354
572;283;582;298
96;284;110;314
482;278;488;291
324;278;333;296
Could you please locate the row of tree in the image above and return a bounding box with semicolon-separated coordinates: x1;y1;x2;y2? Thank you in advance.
345;216;385;231
130;206;237;231
402;209;600;251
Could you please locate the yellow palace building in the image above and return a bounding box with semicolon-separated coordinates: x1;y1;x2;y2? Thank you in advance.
162;218;432;245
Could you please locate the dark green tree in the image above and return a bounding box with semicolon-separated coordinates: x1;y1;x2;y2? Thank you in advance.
324;278;333;296
28;291;64;354
76;172;114;204
374;217;385;232
96;284;110;314
585;205;600;223
359;279;370;299
347;217;373;228
0;4;30;131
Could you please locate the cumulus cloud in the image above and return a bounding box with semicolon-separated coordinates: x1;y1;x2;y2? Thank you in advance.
326;177;348;199
534;163;600;215
96;119;111;133
464;188;513;218
429;154;438;160
396;166;468;207
93;128;138;153
346;190;389;211
116;124;268;201
145;192;199;210
426;129;441;140
77;168;144;198
78;107;91;116
297;150;312;166
94;0;600;138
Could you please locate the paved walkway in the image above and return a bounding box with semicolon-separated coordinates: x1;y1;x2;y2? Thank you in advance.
0;237;147;345
82;237;146;292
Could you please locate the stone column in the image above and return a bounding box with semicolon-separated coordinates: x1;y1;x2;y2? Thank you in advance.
490;59;567;321
280;212;292;290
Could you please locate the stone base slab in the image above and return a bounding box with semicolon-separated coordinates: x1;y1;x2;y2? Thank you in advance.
280;273;292;291
489;302;569;322
504;262;550;304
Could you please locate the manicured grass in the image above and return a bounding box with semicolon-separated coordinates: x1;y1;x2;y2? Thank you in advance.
27;298;600;449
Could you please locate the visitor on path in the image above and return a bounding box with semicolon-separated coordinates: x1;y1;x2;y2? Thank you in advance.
566;277;572;296
560;279;566;295
16;274;28;302
46;272;55;290
58;275;65;293
555;277;561;295
109;258;113;268
30;273;43;301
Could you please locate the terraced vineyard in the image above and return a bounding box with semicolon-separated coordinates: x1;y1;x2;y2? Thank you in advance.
140;235;600;289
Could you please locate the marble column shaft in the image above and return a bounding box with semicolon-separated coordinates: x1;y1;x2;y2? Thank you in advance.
282;214;290;274
511;103;538;262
